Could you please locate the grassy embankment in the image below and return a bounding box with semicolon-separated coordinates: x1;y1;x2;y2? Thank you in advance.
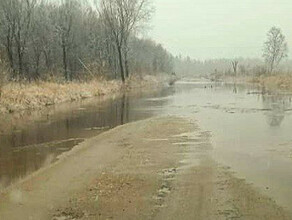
249;75;292;92
0;75;168;114
222;74;292;92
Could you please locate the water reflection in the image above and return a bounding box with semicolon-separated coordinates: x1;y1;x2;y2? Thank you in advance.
262;94;292;127
121;94;129;125
233;83;238;94
174;80;292;212
0;139;83;189
0;88;174;189
222;82;292;127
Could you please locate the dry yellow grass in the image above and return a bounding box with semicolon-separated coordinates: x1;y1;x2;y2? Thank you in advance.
0;75;166;114
249;75;292;91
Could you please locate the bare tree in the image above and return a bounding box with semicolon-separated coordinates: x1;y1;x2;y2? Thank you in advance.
130;38;173;75
0;0;37;79
231;60;239;75
263;27;288;73
238;64;246;75
0;0;172;82
52;0;77;81
0;0;18;76
98;0;152;82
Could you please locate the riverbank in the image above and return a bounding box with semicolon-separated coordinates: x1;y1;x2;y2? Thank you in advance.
249;75;292;92
222;75;292;93
0;117;291;219
0;75;168;114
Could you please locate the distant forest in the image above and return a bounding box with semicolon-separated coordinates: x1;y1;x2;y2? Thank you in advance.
175;26;291;77
174;57;292;77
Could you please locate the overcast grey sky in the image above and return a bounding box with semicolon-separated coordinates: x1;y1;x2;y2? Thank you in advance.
150;0;292;59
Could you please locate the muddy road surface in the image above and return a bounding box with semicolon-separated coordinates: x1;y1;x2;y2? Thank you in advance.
0;117;291;219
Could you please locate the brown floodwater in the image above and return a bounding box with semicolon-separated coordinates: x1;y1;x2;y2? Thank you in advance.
2;80;292;212
0;88;174;189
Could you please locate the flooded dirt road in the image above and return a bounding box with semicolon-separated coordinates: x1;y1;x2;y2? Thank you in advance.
1;117;291;220
1;80;292;219
165;81;292;211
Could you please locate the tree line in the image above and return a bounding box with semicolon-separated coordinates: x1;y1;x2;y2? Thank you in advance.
175;26;289;77
0;0;174;82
